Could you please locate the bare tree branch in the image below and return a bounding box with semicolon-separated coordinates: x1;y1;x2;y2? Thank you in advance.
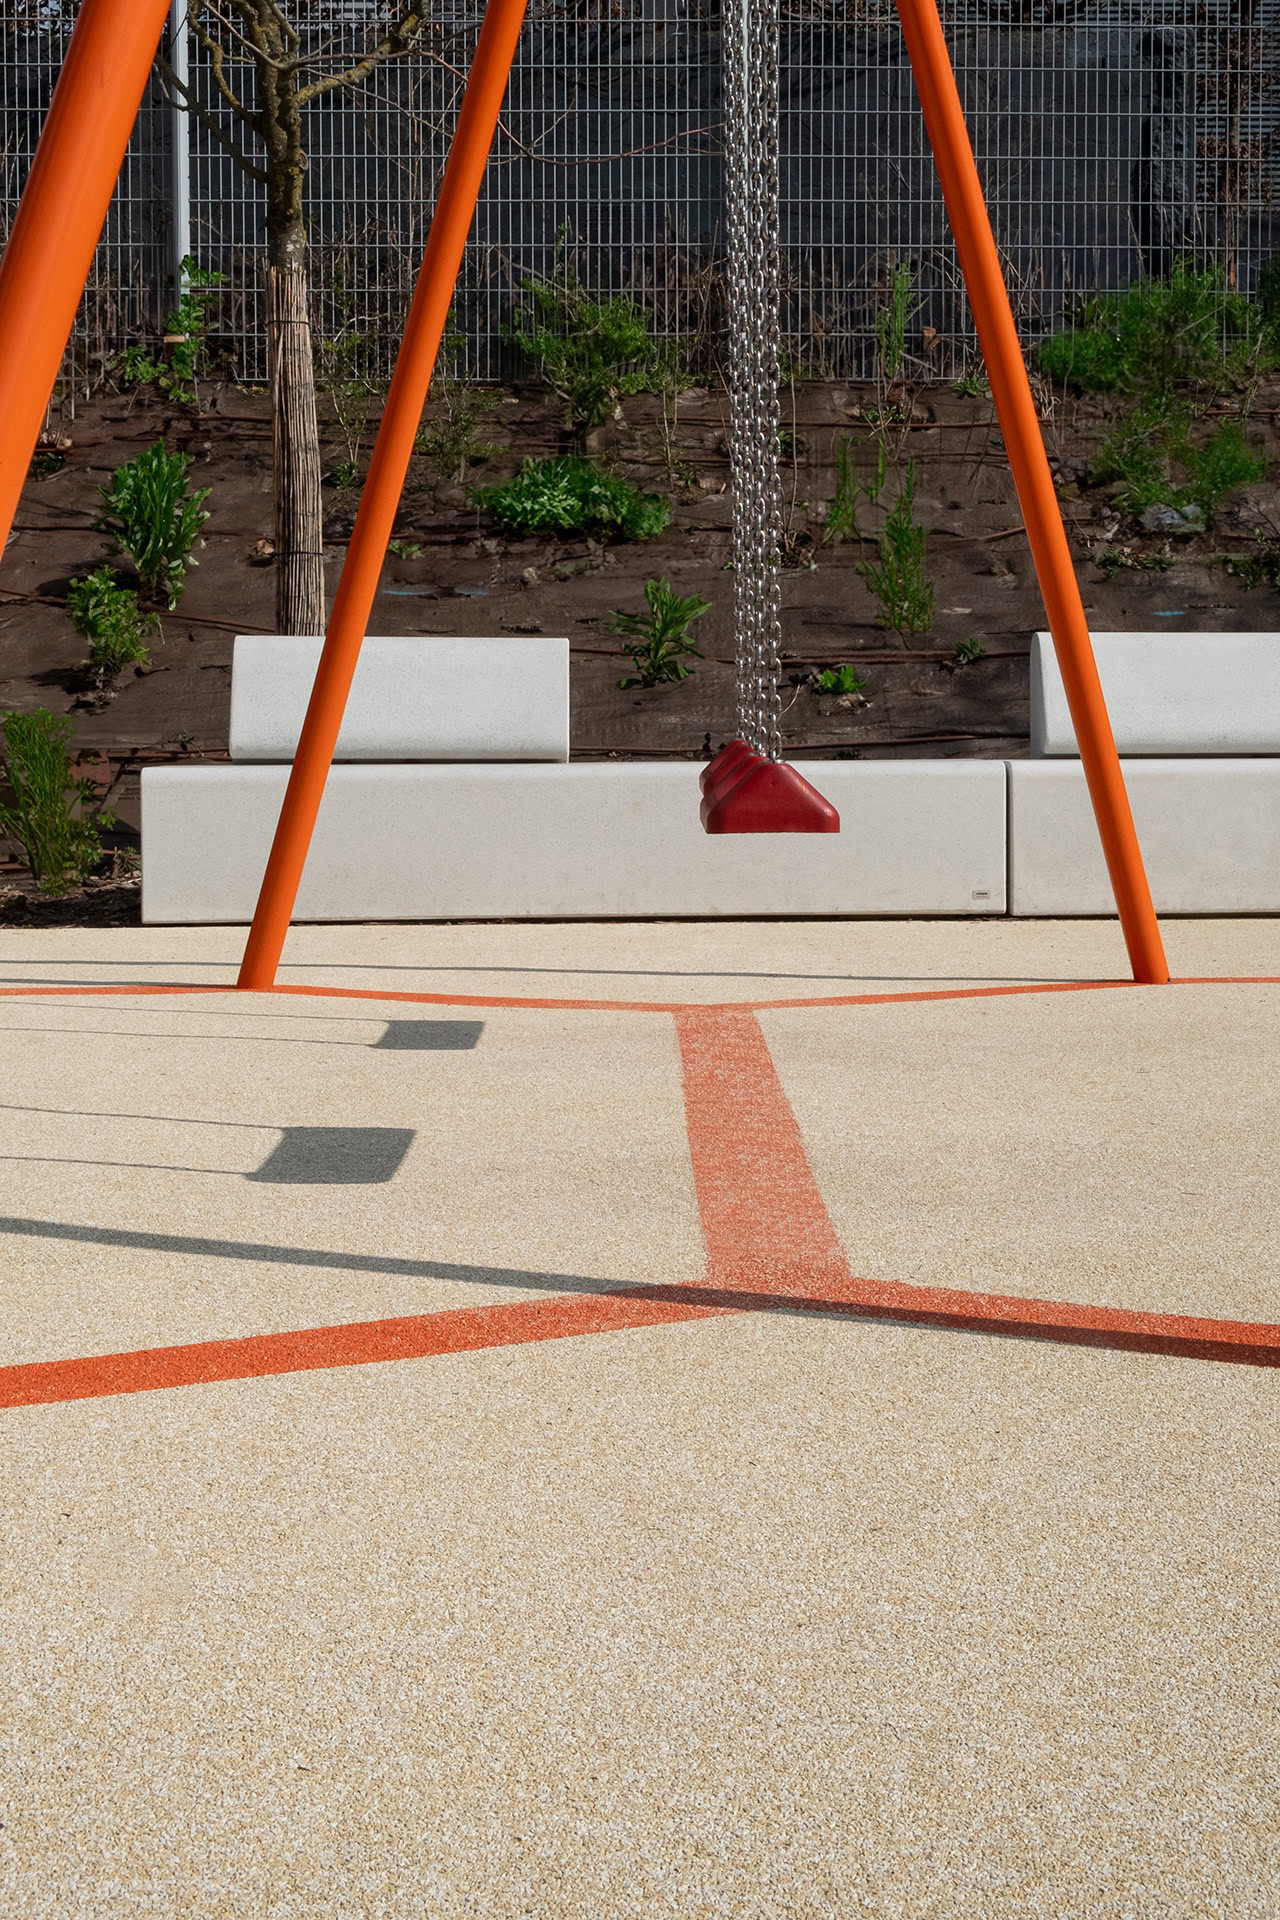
194;0;283;72
185;13;265;130
295;9;430;105
155;55;270;183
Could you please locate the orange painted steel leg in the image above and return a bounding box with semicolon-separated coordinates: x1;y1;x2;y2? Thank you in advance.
0;0;172;561
894;0;1168;985
236;0;531;990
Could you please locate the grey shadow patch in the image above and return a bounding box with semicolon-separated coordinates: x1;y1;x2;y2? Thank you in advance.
374;1019;483;1051
247;1126;415;1185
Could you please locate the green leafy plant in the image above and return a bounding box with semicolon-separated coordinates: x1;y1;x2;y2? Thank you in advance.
507;260;674;437
1091;405;1264;521
857;459;934;634
1096;544;1176;578
473;456;671;541
1225;523;1280;590
1180;420;1267;519
318;282;378;489
815;662;868;696
163;259;227;402
951;374;988;398
385;538;421;559
612;576;711;688
0;708;114;895
415;327;505;490
415;387;504;488
98;441;210;607
1036;264;1274;401
66;567;158;697
113;344;161;387
112;258;225;404
951;636;986;665
326;458;362;494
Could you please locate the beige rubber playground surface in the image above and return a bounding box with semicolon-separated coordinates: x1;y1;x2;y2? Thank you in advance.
2;917;1278;1916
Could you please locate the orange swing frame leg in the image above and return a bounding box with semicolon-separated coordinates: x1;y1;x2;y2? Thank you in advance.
0;0;173;559
894;0;1169;986
236;0;532;990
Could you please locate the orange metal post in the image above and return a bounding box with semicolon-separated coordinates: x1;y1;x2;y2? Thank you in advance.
0;0;172;561
237;0;531;990
894;0;1169;985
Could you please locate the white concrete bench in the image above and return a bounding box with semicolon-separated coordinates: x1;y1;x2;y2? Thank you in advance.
140;761;1008;922
229;634;569;762
1031;631;1280;757
1015;630;1280;912
1009;759;1280;915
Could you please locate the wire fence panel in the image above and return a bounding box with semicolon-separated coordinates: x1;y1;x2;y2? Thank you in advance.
2;0;1277;387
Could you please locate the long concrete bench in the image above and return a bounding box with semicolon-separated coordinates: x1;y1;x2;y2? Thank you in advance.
140;761;1008;922
1031;631;1280;757
141;629;1280;923
229;634;569;762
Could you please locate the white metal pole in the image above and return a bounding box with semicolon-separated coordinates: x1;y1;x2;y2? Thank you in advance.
169;0;190;298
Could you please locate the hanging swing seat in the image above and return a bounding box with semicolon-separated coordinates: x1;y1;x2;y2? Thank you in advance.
701;740;841;834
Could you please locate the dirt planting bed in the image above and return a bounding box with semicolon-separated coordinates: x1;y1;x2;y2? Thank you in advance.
3;374;1279;922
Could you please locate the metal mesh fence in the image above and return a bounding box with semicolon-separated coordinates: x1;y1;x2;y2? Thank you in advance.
3;0;1277;387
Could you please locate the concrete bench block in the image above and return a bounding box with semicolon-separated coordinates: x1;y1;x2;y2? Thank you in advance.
228;634;569;762
141;761;1007;923
1009;759;1280;915
1030;631;1280;756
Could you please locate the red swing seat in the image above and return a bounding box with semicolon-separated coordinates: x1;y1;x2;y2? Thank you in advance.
700;740;840;834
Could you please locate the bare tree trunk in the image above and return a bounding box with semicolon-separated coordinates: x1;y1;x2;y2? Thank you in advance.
266;258;325;634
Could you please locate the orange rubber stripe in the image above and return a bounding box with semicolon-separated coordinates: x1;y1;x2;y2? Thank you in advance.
0;1288;736;1411
674;1008;1280;1365
3;1003;1279;1411
0;976;1276;1015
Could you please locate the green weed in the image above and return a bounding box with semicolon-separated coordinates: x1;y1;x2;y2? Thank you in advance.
112;258;225;404
1036;263;1274;401
876;263;916;385
113;345;162;387
415;331;504;490
0;709;114;895
612;576;711;688
66;567;158;697
857;459;933;635
1091;406;1264;521
823;438;884;545
164;260;227;403
951;636;986;665
326;458;362;493
473;457;671;541
98;441;210;608
1181;421;1267;519
815;663;868;696
1223;520;1280;590
506;261;675;437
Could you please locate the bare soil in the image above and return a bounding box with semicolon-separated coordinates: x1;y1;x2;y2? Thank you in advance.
3;373;1279;921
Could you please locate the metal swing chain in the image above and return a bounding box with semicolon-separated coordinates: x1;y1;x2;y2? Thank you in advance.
723;0;783;761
